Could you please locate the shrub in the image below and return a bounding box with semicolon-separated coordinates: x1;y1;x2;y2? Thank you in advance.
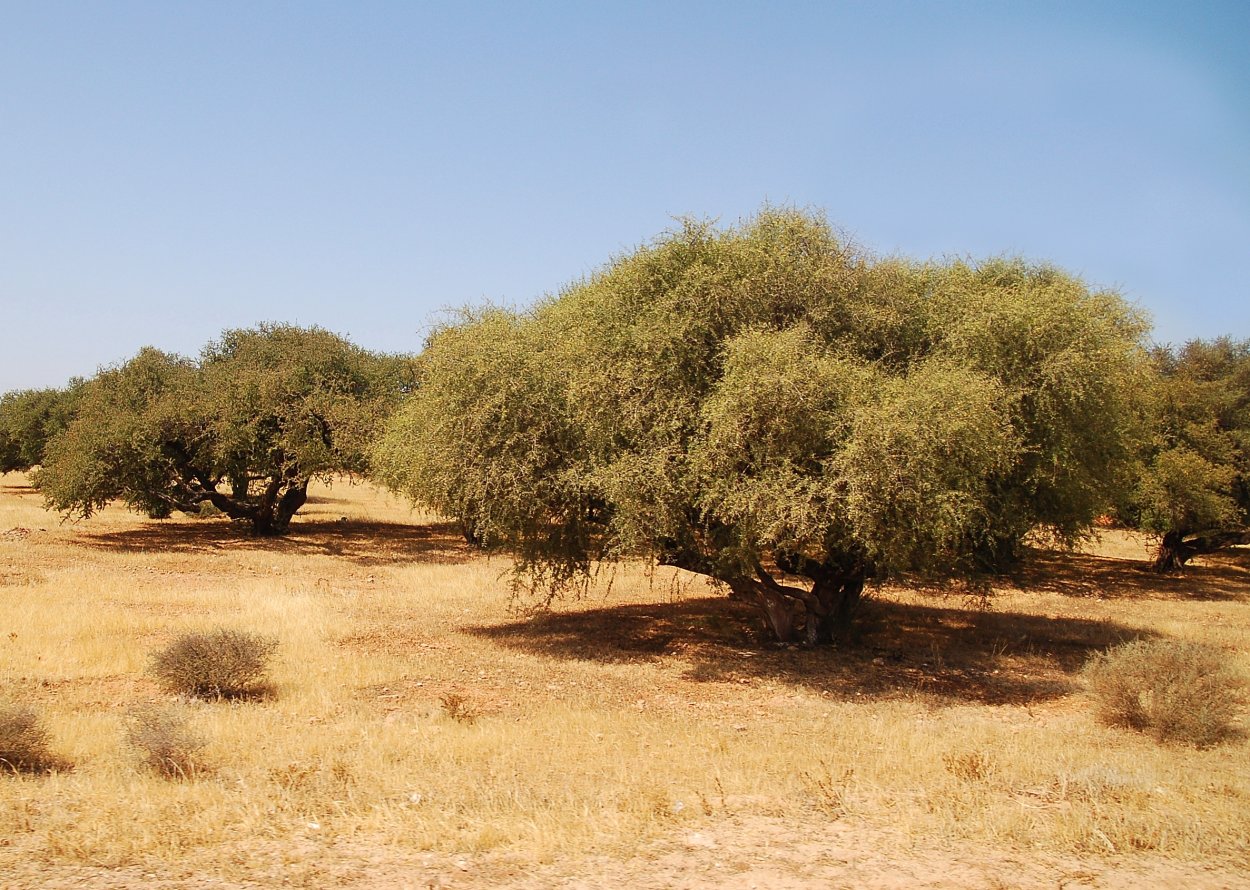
126;706;208;779
194;501;223;519
439;692;477;724
0;703;65;773
1084;639;1247;747
150;628;278;700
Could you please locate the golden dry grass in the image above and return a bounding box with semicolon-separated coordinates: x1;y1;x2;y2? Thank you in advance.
1;471;1248;887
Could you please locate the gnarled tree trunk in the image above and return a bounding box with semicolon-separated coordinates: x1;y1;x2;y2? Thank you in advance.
725;566;866;645
659;543;868;645
1153;528;1250;573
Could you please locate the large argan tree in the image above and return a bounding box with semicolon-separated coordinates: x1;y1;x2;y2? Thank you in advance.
37;325;406;535
375;209;1150;643
1132;338;1250;571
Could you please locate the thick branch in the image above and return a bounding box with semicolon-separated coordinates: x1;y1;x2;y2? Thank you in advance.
656;540;719;578
1154;527;1250;572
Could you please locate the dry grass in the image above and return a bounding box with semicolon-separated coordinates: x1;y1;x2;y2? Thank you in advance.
1;471;1248;885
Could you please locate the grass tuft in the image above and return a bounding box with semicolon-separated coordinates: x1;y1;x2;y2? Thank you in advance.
126;706;210;780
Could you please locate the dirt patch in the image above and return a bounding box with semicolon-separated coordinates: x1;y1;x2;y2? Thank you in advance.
0;567;44;586
8;674;162;709
2;526;45;541
1;816;1243;889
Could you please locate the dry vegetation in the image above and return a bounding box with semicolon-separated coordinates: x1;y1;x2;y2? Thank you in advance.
1;472;1248;889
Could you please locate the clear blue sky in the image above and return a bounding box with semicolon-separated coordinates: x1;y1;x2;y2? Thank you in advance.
2;1;1247;390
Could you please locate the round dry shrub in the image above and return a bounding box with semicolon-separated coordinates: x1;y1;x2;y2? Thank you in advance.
0;703;66;773
150;628;278;700
1084;639;1247;747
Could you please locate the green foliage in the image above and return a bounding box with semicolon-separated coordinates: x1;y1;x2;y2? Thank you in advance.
1132;339;1250;541
149;628;278;700
371;307;584;564
930;259;1154;562
1084;639;1247;747
0;703;65;773
126;706;210;779
374;208;1150;641
0;385;81;473
35;325;406;535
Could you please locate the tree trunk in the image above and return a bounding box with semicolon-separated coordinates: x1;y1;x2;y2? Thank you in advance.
1153;528;1250;573
658;544;867;645
271;480;309;534
458;516;483;547
799;570;864;644
199;478;307;536
728;578;807;643
730;566;866;645
229;472;250;499
1152;530;1186;573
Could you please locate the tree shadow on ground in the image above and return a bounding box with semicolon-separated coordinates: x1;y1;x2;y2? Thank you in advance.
1012;545;1249;602
303;494;351;506
469;593;1153;706
78;518;474;566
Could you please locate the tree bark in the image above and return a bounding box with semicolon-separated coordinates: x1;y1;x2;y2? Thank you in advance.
198;475;307;536
775;551;867;644
458;516;483;547
728;576;808;643
271;480;309;534
658;543;867;644
1153;528;1250;573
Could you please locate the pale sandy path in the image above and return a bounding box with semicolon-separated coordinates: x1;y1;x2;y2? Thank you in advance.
4;816;1245;889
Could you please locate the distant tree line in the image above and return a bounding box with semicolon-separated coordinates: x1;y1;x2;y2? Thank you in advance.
1;209;1245;641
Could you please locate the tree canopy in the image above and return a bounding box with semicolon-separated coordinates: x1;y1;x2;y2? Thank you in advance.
36;325;407;535
0;384;81;473
374;209;1151;643
1129;338;1250;571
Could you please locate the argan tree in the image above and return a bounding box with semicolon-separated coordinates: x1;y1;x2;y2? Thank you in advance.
1132;338;1249;571
375;209;1150;643
0;384;81;473
36;325;405;535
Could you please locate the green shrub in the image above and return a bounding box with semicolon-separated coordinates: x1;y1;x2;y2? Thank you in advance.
126;706;209;779
0;703;66;773
1084;639;1247;747
150;628;278;700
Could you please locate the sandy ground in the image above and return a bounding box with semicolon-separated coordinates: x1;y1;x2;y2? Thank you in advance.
4;815;1246;890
